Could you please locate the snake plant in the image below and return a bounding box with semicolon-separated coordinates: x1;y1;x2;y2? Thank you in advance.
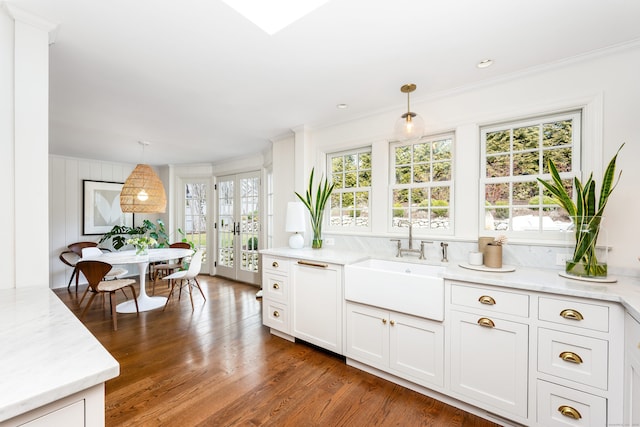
295;168;335;249
537;144;623;277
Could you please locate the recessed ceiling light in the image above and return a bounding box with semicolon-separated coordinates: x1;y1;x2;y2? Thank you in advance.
477;59;494;69
336;104;348;109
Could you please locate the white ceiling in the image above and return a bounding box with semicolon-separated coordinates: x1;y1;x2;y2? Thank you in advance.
13;0;640;166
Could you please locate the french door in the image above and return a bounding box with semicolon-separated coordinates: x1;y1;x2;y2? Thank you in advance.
181;179;210;274
216;171;260;284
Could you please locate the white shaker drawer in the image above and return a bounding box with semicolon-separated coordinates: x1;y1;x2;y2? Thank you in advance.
538;297;609;332
263;300;290;334
263;274;288;303
536;380;606;427
450;283;529;318
262;255;289;275
538;328;608;390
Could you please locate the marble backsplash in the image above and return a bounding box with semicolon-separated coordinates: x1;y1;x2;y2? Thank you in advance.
323;233;639;279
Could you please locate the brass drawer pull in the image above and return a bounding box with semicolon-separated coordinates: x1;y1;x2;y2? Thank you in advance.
390;320;395;326
560;308;584;321
272;283;280;290
297;260;329;268
478;295;496;305
272;261;279;268
273;310;280;318
477;317;495;328
559;351;583;364
382;318;387;324
557;405;582;419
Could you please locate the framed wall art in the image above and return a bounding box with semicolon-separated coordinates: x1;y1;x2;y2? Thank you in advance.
83;180;134;235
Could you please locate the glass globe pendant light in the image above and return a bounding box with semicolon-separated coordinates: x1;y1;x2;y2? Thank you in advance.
394;83;425;140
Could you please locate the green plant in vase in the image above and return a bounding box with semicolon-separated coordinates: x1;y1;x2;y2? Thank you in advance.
538;144;623;278
295;168;335;249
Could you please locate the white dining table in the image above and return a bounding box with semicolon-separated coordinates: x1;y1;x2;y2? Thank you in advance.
89;248;194;313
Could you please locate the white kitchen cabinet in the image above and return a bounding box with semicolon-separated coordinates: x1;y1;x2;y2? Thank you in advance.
625;312;640;427
261;255;292;337
346;302;444;388
292;260;343;354
449;309;529;419
536;294;624;427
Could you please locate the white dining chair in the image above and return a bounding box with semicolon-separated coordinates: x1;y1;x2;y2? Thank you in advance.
162;250;206;311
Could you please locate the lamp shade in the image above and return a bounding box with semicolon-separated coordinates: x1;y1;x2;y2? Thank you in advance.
285;202;306;232
120;164;167;213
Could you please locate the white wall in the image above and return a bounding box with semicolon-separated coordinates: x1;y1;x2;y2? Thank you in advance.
298;44;640;275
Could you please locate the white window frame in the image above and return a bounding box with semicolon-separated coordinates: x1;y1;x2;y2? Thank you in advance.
479;110;582;240
389;133;455;235
326;147;372;232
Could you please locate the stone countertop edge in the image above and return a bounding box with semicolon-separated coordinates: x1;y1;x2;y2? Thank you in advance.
260;247;640;321
0;287;120;422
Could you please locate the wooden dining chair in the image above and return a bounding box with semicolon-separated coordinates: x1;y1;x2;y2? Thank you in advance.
59;241;99;292
162;250;205;311
152;242;192;295
76;260;139;331
78;247;130;306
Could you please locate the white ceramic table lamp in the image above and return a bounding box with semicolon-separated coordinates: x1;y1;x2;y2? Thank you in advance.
286;201;306;249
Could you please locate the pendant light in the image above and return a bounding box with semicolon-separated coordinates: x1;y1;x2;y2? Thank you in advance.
120;141;167;213
394;83;425;140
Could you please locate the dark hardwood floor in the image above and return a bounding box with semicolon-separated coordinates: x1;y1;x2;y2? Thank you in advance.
53;276;500;427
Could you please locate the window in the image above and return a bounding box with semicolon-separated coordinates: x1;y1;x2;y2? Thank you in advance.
481;111;580;235
328;148;372;230
265;168;273;249
390;135;454;231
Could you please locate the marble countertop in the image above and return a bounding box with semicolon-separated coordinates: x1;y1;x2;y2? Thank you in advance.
261;247;640;320
0;287;119;422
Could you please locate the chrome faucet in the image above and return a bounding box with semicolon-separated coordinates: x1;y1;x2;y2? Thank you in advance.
390;223;432;259
440;242;449;263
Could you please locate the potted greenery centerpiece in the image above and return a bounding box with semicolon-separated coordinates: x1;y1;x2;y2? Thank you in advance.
295;168;335;249
538;144;623;278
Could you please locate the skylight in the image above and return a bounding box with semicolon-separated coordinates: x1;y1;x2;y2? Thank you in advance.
221;0;330;35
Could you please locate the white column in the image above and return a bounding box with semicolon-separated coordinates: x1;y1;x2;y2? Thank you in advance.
2;4;57;288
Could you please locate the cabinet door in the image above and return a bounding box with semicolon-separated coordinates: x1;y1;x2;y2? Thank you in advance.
450;310;528;418
346;302;388;368
292;262;342;354
625;313;640;426
389;312;444;387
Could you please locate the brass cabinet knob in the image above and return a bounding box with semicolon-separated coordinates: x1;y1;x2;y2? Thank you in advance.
557;405;582;419
272;261;279;268
478;295;496;305
477;317;495;328
390;320;395;326
272;283;280;290
560;308;584;321
382;318;387;324
273;310;280;318
559;351;583;364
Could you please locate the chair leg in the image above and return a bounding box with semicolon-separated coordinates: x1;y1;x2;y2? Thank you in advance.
79;286;90;306
127;284;140;315
188;279;195;310
110;292;118;331
163;280;177;311
120;288;128;299
194;277;206;301
67;268;77;289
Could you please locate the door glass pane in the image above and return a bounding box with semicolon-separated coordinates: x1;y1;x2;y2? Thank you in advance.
218;179;234;268
185;182;208;262
240;176;259;273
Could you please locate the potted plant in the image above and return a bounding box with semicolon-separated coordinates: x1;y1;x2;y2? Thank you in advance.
99;219;169;250
538;144;623;278
295;168;335;249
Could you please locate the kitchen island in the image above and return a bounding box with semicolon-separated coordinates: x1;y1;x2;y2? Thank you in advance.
0;287;119;426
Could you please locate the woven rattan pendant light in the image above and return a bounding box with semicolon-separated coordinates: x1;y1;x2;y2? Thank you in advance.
120;142;167;213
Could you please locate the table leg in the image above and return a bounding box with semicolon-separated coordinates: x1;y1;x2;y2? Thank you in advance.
116;261;168;313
